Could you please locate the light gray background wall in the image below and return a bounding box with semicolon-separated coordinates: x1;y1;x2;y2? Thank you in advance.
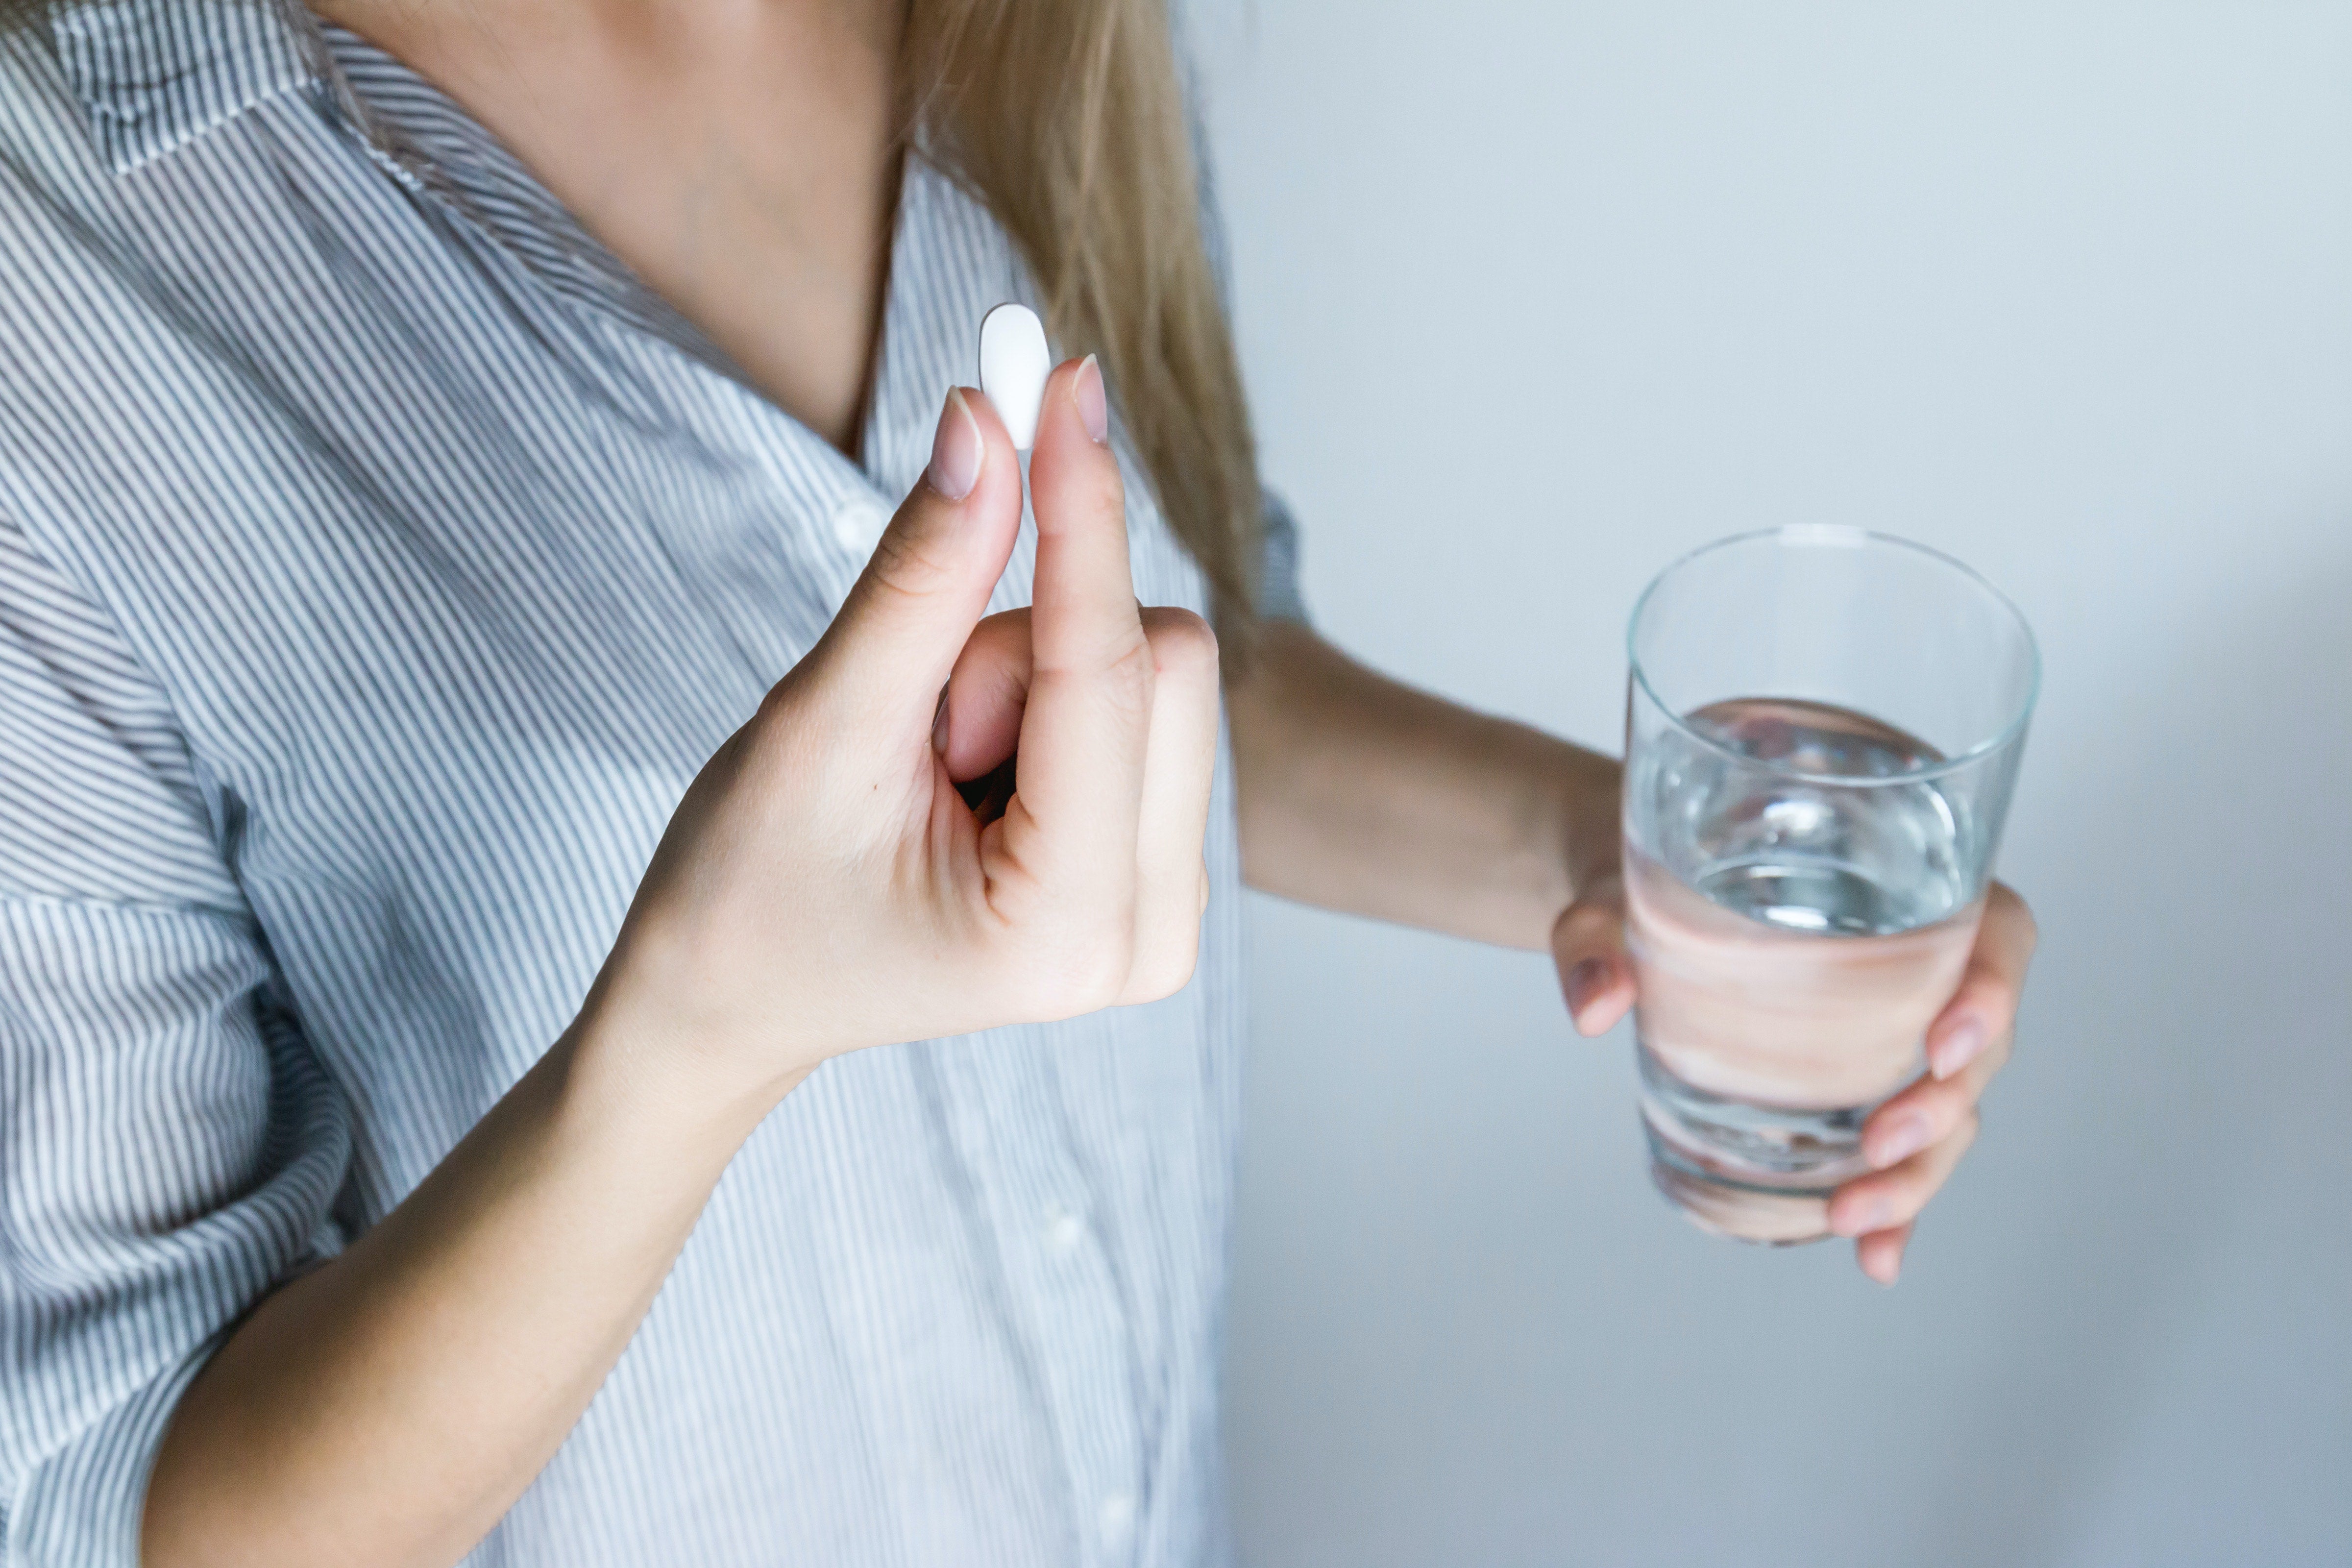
1189;4;2352;1565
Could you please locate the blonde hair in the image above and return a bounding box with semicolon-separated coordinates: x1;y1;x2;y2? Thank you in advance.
1;0;1267;637
904;0;1262;639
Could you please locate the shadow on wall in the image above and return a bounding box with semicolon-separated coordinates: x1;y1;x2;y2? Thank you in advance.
1909;547;2352;1564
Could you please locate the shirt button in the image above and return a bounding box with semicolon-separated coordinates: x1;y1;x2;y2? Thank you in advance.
830;494;889;554
1045;1206;1086;1255
1097;1492;1136;1546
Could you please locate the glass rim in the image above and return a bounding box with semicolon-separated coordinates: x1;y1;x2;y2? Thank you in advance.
1626;525;2043;788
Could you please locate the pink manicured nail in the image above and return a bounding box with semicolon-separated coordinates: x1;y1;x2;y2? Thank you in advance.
1563;958;1610;1027
926;387;982;500
1075;354;1108;444
1869;1112;1931;1170
1930;1018;1987;1079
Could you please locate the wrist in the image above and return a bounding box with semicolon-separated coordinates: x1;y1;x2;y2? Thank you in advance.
1557;746;1623;905
567;927;817;1151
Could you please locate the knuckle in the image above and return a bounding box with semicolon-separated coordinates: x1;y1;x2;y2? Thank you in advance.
1038;465;1127;536
1961;972;2007;1009
1013;926;1134;1021
863;520;961;603
1132;889;1207;1001
1075;937;1136;1012
1142;608;1220;681
1072;463;1127;520
1554;899;1625;952
1098;633;1158;714
961;608;1035;664
1902;1083;1958;1139
1991;881;2039;954
1131;938;1201;1004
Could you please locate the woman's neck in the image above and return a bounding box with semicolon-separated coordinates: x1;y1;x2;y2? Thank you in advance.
312;0;906;455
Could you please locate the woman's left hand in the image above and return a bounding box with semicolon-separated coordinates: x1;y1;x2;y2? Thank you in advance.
1552;878;2039;1285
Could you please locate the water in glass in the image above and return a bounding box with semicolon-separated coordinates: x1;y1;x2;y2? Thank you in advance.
1628;698;1982;1243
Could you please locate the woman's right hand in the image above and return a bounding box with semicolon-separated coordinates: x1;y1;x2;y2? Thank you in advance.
142;359;1213;1568
597;357;1221;1105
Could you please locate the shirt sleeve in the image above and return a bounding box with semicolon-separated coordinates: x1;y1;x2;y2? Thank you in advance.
1252;489;1310;625
0;515;351;1567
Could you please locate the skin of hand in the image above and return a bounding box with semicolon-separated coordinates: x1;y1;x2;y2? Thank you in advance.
141;361;1219;1568
1553;875;2038;1285
1227;624;2036;1286
601;360;1220;1102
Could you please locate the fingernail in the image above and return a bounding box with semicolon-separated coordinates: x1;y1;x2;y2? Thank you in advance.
1075;354;1108;444
1866;1248;1902;1288
1930;1019;1986;1079
931;688;950;755
1869;1112;1930;1170
926;387;982;500
1563;957;1609;1025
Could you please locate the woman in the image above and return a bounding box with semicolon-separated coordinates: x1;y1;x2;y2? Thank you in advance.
0;1;2035;1564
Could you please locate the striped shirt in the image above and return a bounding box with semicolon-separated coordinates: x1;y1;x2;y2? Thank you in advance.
0;4;1304;1564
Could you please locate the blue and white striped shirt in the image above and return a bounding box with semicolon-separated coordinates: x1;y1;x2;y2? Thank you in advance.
0;4;1303;1563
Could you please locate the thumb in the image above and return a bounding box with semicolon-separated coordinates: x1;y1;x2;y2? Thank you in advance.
1552;873;1635;1037
813;388;1023;729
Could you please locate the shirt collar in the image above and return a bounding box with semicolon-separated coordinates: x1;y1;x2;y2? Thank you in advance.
50;0;326;174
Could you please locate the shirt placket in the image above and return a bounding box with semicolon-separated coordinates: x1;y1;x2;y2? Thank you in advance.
932;1043;1148;1568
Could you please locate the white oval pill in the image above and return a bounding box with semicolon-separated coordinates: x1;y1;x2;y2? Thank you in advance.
978;302;1051;450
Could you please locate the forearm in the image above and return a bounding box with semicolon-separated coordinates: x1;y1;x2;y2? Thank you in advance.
1228;621;1620;951
142;978;798;1568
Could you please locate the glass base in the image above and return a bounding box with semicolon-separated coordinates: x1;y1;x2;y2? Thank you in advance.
1645;1137;1832;1246
1638;1046;1882;1246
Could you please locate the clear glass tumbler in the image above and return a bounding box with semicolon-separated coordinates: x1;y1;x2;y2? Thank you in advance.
1623;526;2038;1245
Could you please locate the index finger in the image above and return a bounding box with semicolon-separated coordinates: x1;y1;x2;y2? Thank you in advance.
1927;881;2036;1079
1551;876;1633;1037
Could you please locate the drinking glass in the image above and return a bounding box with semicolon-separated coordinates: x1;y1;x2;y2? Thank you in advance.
1622;526;2038;1245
